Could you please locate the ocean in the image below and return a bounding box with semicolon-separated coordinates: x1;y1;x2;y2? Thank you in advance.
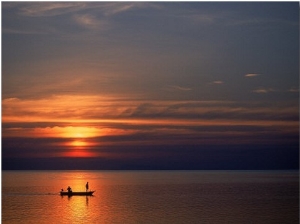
2;170;299;224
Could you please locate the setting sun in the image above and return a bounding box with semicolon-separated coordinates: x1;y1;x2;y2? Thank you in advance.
63;139;99;157
59;126;100;138
70;140;88;147
64;148;98;157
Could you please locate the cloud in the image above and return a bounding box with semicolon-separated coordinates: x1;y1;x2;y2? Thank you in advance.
2;95;298;160
188;13;220;25
11;2;161;18
252;88;275;94
103;3;137;16
2;95;298;124
166;85;192;92
288;87;299;93
245;73;260;77
73;14;106;30
19;2;86;17
211;81;223;84
103;2;161;16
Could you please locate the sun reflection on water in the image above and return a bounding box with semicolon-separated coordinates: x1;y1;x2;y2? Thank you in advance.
59;172;100;223
65;196;90;222
61;138;99;157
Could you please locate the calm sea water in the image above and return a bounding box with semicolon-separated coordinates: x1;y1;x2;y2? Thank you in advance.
2;170;299;224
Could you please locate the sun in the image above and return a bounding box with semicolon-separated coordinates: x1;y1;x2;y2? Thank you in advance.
57;126;100;157
60;126;100;138
70;140;88;147
64;138;97;157
34;125;108;157
56;126;101;138
62;139;98;157
59;126;100;148
66;138;98;148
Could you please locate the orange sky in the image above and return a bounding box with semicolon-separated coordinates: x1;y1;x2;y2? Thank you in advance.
2;94;298;159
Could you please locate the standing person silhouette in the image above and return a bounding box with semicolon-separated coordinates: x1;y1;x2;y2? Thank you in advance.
86;182;89;192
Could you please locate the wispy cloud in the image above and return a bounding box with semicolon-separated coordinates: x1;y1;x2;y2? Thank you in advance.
102;2;162;16
5;2;160;36
288;87;299;93
73;14;106;30
252;88;275;94
253;87;299;94
3;95;298;123
19;2;86;17
245;73;260;77
188;13;221;25
166;85;192;92
103;3;139;16
2;94;298;156
210;81;224;85
12;2;162;19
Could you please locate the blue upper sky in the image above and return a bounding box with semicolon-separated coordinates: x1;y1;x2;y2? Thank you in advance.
3;2;298;101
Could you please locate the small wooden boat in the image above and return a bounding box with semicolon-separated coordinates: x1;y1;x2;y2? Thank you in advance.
60;191;95;196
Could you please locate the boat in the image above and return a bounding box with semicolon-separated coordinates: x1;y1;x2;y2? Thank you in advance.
60;191;95;196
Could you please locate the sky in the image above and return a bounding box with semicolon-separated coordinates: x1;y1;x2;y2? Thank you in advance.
2;2;299;170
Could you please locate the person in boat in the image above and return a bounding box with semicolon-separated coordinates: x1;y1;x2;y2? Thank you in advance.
86;182;89;192
67;186;72;193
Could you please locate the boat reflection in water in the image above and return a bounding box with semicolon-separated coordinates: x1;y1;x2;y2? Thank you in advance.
60;190;95;196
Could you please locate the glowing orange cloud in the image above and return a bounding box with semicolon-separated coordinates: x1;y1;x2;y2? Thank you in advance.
1;126;102;138
2;95;127;122
2;125;136;139
53;126;100;138
2;94;298;148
